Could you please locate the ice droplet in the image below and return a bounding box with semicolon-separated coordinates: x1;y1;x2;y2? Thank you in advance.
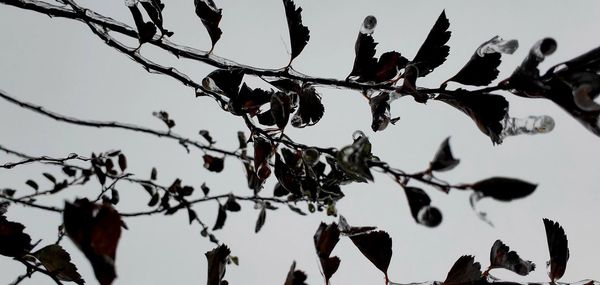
360;15;377;34
476;36;519;57
532;38;557;59
501;115;555;139
124;0;138;7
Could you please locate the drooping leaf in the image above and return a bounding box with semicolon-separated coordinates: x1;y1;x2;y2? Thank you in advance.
224;196;241;212
314;222;341;283
489;239;535;276
543;218;569;282
117;153;127;172
443;255;482;284
436;90;509;144
254;206;267;233
33;244;85;284
471;177;537;201
411;10;451;77
127;3;157;45
140;0;173;37
187;208;197;224
150;167;157;180
403;187;442;227
64;199;122;285
194;0;222;51
349;231;392;276
203;155;225;173
282;0;310;63
253;135;273;180
430;137;460;172
270;92;292;129
25;179;38;191
212;204;227;231
369;92;392;131
284;261;308;285
0;214;33;258
43;172;56;184
291;84;325;128
205;244;230;285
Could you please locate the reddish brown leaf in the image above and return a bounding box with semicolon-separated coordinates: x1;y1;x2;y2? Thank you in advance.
206;244;230;285
0;214;33;258
443;255;482;284
543;218;569;282
64;199;122;285
314;222;341;283
349;231;392;276
34;244;85;284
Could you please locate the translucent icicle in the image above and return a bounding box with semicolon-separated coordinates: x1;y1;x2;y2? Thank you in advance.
360;15;377;34
500;115;555;139
124;0;138;7
477;36;519;57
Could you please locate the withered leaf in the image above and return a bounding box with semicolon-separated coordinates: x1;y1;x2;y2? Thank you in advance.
411;10;451;77
430;137;460;172
203;155;225;173
489;239;535;276
255;206;267;233
543;218;569;282
291;84;324;128
436;90;508;144
33;244;85;284
140;0;173;37
194;0;222;50
282;0;310;63
64;199;122;285
0;214;33;258
284;261;308;285
314;222;341;283
349;231;392;276
205;244;231;285
443;255;482;284
212;204;227;231
471;177;537;201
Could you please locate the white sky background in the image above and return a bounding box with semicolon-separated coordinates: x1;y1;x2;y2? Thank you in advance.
1;0;600;284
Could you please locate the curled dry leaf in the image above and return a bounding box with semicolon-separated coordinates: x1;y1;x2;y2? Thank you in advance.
33;244;85;284
543;218;569;282
205;244;231;285
443;255;482;285
64;199;122;285
489;239;535;276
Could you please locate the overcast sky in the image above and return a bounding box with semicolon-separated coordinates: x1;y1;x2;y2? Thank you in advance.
1;1;600;285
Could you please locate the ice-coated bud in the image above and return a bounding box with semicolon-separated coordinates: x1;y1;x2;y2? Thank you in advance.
532;38;557;58
360;15;377;34
501;115;555;139
416;206;442;227
476;36;519;57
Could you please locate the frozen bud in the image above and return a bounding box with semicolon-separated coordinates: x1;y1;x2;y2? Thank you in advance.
417;206;442;227
360;15;377;34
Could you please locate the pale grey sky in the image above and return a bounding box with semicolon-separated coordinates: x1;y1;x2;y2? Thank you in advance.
1;1;600;285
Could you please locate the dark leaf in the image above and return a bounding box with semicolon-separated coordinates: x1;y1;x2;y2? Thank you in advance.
167;178;182;194
33;244;85;284
350;231;392;276
274;154;301;196
25;179;38;191
254;206;267;233
375;51;409;82
107;150;121;157
253;135;273;180
291;84;324;128
270;92;292;129
152;111;175;129
430;137;460;172
403;187;442;227
489;240;535;276
471;177;537;201
543;218;569;282
110;189;119;205
0;201;8;215
274;182;289;197
233;84;275;116
314;222;341;283
117;154;127;172
127;4;156;44
43;172;56;184
270;79;302;93
142;184;154;196
0;214;33;257
199;130;216;144
212;204;227;231
411;10;451;77
443;255;482;284
64;199;122;285
284;261;308;285
287;204;306;216
1;189;16;197
282;0;310;63
237;131;247;149
205;244;230;285
369;92;392;131
105;159;116;175
447;49;501;87
194;0;222;50
336;133;374;181
140;0;173;37
224;196;241;212
201;182;210;196
257;110;276;126
204;68;244;99
436;90;508;144
93;165;106;186
148;192;159;207
62;167;77;177
187;208;197;225
203;155;225;173
150;167;157;180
